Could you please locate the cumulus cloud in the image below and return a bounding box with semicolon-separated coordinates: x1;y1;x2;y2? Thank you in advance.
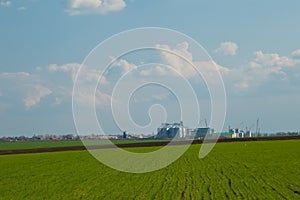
0;72;30;78
0;72;53;110
2;45;300;113
0;1;11;7
148;42;230;82
48;63;81;81
140;66;168;76
111;58;137;74
253;51;294;67
214;42;238;56
47;63;107;84
292;49;300;59
17;6;27;11
47;62;112;107
24;85;52;110
228;50;300;91
155;42;196;78
74;88;111;107
132;91;170;103
0;63;114;111
128;41;230;93
140;42;300;93
152;42;300;92
65;0;126;15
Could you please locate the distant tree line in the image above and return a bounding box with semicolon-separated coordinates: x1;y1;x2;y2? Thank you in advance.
0;134;79;142
0;131;299;142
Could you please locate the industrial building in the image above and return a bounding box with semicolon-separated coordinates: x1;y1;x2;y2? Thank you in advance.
194;127;214;139
213;132;234;139
208;129;252;139
193;128;253;139
156;121;254;139
156;121;189;139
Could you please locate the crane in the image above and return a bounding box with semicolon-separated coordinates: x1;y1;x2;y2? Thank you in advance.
198;119;208;128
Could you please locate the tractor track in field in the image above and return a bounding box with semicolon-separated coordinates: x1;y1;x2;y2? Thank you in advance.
0;136;299;155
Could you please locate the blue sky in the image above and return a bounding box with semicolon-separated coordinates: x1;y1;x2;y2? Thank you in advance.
1;0;300;136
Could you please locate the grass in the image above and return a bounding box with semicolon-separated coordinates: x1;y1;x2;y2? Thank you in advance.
0;139;168;151
0;140;299;199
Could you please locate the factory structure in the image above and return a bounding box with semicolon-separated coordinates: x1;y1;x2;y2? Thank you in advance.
156;121;253;139
194;128;253;139
156;121;190;139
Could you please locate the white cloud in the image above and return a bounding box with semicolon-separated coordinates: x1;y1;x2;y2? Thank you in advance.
152;42;231;81
0;64;113;111
47;62;110;107
1;46;300;114
226;50;300;91
292;49;300;59
73;87;111;107
0;72;53;110
47;63;107;84
48;63;80;72
152;93;170;101
140;66;168;76
214;42;238;56
70;0;101;8
155;42;195;78
140;69;151;76
139;42;300;93
54;97;63;105
48;63;80;81
24;85;52;110
17;6;27;11
0;72;30;78
95;89;111;106
234;81;249;90
111;58;137;74
154;46;298;92
0;1;11;7
134;42;231;86
132;92;170;103
66;0;126;15
253;51;294;67
154;66;169;76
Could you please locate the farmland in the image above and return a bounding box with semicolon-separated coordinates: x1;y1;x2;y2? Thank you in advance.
0;140;299;199
0;139;164;151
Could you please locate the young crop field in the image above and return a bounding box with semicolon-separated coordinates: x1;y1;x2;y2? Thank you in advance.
0;140;84;150
0;139;166;151
0;140;299;199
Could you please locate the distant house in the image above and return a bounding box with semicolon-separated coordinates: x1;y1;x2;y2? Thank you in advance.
229;129;252;138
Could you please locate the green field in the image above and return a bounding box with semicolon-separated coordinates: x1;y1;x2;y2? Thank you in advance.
0;140;299;199
0;139;166;151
